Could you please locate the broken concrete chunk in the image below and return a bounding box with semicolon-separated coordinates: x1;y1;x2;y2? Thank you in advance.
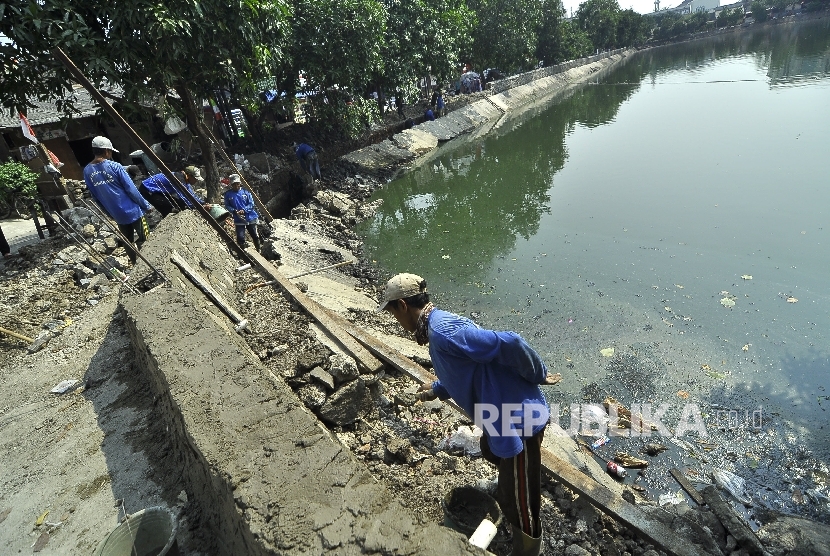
318;378;369;426
328;353;358;383
295;346;329;372
28;331;53;353
297;383;328;409
308;367;335;391
315;190;355;216
103;236;119;252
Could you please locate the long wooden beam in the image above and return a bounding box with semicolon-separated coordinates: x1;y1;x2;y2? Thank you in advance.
245;249;383;373
325;311;706;556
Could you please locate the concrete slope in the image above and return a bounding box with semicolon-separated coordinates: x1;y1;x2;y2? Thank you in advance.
120;211;480;555
342;49;634;173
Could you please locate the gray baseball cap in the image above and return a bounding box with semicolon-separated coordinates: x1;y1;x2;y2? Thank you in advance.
377;273;426;311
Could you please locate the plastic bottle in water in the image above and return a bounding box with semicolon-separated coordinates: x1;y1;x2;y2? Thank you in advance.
607;460;627;478
591;435;611;450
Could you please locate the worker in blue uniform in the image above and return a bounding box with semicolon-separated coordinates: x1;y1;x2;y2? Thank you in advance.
83;136;153;264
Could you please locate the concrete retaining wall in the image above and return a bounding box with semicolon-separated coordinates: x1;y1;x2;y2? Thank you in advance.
342;49;635;173
120;211;479;555
486;48;628;94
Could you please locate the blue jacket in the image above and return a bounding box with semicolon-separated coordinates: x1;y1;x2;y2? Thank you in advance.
83;160;152;225
223;188;258;225
294;143;315;160
142;173;204;207
428;309;549;458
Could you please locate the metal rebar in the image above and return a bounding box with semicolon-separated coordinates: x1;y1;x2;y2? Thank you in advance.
79;199;168;284
48;210;142;294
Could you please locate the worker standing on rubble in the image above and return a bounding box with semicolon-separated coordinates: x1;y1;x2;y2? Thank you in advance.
139;165;212;217
379;273;551;556
223;174;261;251
83;136;154;265
293;142;321;182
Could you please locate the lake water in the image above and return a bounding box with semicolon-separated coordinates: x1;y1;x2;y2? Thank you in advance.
361;19;830;519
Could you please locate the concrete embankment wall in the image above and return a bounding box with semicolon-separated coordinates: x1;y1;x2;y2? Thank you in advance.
342;48;635;173
119;211;479;555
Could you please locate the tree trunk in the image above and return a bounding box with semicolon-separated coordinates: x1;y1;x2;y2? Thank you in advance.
176;83;222;203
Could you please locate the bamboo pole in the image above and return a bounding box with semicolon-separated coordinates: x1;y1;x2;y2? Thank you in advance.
0;326;34;344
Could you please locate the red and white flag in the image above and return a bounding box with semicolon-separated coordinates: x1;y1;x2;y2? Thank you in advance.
19;112;38;144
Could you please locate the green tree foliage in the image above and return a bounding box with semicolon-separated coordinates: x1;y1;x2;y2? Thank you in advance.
535;0;568;66
289;0;386;93
469;0;545;72
0;161;39;198
616;9;651;46
0;0;291;201
379;0;473;100
560;20;595;61
577;0;621;50
653;9;711;41
716;6;744;27
752;0;769;21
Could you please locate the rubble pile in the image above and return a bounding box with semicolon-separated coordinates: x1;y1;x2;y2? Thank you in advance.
0;208;130;367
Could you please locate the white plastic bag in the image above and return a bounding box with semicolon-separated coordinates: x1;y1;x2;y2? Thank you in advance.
163;116;187;135
438;425;483;456
713;469;751;505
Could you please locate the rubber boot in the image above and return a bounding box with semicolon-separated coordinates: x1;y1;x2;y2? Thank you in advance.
510;525;543;556
252;236;262;252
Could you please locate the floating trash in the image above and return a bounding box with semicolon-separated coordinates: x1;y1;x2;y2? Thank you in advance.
713;469;752;506
658;491;684;506
600;347;615;357
641;443;668;456
786;296;798;303
741;275;752;280
720;297;736;308
614;452;649;468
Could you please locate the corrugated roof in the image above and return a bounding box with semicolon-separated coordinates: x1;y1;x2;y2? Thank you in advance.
0;86;114;130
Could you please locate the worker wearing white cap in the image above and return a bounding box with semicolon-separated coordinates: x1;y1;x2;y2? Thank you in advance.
83;136;153;264
223;174;261;251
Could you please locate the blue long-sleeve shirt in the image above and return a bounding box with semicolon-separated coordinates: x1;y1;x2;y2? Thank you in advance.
141;173;204;206
294;143;315;161
83;160;152;225
428;309;549;458
223;188;258;225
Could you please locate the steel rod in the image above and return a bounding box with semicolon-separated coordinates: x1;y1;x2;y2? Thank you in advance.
48;209;142;294
203;126;274;223
79;199;168;284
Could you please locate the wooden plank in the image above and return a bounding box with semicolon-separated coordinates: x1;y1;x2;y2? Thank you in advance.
542;450;705;556
670;468;706;506
171;250;247;330
701;486;767;556
329;313;706;556
322;308;437;384
245;249;383;373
